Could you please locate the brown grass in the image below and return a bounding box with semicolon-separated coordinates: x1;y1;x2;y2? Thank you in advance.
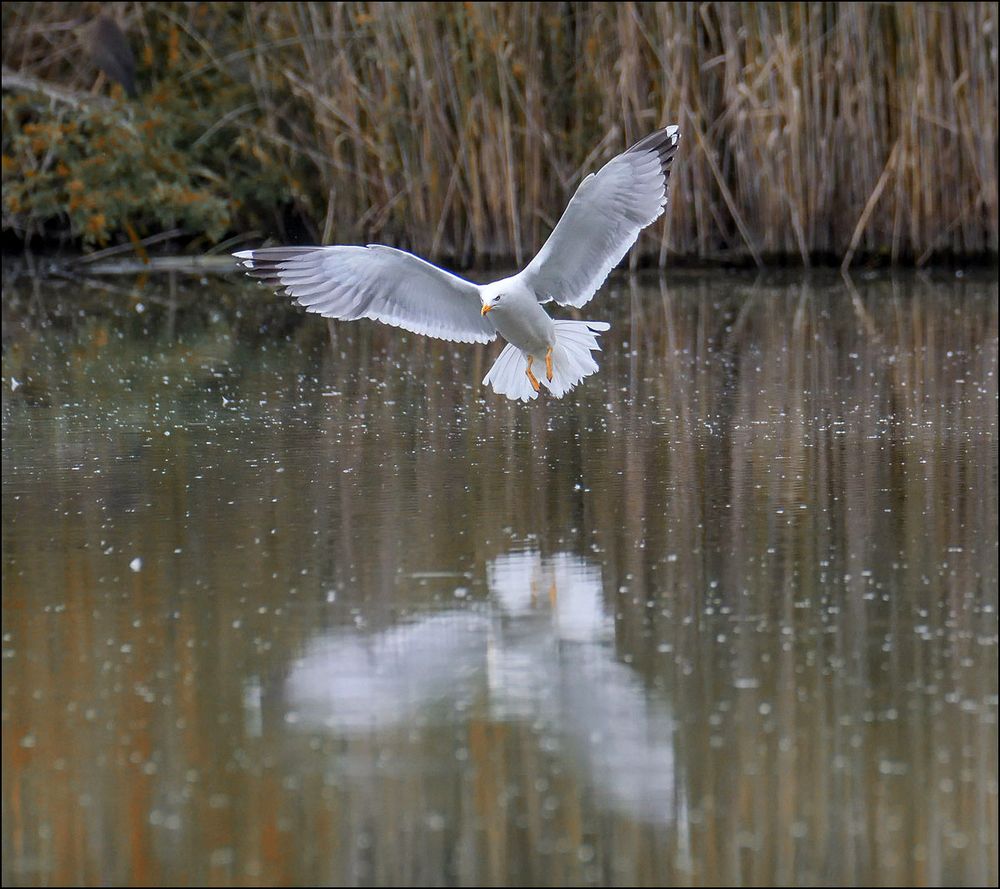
3;2;998;266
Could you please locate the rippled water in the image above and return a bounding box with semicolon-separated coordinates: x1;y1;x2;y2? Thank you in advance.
3;269;998;887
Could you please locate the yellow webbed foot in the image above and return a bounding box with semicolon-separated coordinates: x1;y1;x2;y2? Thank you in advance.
526;356;541;393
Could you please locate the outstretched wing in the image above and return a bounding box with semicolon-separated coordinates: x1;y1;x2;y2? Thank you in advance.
234;245;496;344
519;126;680;308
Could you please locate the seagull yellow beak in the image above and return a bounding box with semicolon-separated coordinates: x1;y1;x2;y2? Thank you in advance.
481;304;492;316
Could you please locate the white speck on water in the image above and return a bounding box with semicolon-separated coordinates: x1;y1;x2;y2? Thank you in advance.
734;678;760;689
129;557;143;572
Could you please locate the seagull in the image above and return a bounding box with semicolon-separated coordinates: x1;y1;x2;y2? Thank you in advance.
234;125;680;402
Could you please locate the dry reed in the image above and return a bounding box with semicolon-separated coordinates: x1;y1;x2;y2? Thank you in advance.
2;2;997;266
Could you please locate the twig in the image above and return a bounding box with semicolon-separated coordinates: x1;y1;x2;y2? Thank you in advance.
1;66;111;109
70;229;186;265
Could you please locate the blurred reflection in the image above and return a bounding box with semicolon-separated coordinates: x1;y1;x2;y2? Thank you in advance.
286;613;492;732
284;550;675;823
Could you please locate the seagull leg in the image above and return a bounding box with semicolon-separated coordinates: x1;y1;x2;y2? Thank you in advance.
525;356;541;393
545;346;554;382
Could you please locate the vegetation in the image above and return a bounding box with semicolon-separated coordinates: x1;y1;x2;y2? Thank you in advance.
2;2;997;266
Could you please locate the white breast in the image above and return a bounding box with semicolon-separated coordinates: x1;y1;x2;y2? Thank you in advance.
487;279;555;356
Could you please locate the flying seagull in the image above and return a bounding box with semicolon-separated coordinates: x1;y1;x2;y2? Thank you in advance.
234;125;680;402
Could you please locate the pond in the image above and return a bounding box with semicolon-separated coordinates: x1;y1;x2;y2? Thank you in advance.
3;268;998;887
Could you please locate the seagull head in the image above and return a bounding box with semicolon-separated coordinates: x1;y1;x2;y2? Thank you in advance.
480;290;504;316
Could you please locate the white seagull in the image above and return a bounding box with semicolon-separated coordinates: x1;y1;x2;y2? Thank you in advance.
234;125;680;402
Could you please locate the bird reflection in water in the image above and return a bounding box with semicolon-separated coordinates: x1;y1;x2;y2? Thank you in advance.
280;549;676;824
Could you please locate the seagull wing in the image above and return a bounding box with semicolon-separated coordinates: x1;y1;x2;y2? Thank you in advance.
234;245;496;344
519;126;680;308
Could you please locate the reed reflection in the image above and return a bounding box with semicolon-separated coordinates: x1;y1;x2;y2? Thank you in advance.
2;270;996;887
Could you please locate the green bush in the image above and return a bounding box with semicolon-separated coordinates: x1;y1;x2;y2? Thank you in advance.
1;2;303;250
2;93;232;245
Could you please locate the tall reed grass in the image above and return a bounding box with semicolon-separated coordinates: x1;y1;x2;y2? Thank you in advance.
3;2;997;266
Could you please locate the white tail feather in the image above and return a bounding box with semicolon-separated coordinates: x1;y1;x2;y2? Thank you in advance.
483;320;610;402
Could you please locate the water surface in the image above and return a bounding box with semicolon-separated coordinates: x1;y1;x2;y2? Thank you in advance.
3;270;998;886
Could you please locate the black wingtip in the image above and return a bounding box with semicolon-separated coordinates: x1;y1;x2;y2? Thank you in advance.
623;126;680;182
625;125;681;156
232;246;324;280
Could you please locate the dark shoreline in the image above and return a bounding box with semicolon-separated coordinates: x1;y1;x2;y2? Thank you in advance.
2;250;998;283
